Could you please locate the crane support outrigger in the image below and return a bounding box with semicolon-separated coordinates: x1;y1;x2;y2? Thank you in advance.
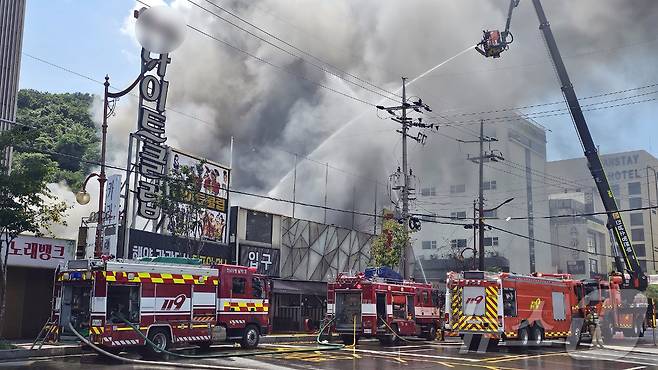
476;0;647;292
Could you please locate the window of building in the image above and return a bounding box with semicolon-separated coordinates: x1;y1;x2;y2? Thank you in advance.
421;240;437;250
610;184;621;199
640;260;648;272
420;187;436;197
232;277;246;295
631;228;645;242
629;197;643;209
483;237;499;247
450;239;467;249
450;211;467;220
635;244;646;257
628;182;642;195
589;258;599;275
587;233;597;254
450;184;466;194
483;209;497;218
483;180;497;191
245;211;273;244
630;213;644;226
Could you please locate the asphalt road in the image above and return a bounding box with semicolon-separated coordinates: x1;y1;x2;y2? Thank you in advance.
5;333;658;369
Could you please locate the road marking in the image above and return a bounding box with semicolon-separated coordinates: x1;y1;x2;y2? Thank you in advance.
344;347;482;362
396;348;437;353
486;351;568;363
570;351;658;366
624;367;647;370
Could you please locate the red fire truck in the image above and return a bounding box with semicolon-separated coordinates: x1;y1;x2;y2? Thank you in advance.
578;276;650;340
327;271;443;345
47;258;270;355
446;271;581;346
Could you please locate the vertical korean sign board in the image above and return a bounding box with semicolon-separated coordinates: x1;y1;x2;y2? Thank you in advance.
102;174;121;256
134;45;172;222
167;149;231;244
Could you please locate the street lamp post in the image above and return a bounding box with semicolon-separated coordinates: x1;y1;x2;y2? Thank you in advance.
477;197;514;270
74;6;185;259
76;76;143;258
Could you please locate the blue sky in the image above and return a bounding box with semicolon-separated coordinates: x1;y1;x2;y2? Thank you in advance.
20;0;139;93
17;0;658;163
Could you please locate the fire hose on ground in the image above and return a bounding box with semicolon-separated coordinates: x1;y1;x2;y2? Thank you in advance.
67;316;343;366
378;317;437;343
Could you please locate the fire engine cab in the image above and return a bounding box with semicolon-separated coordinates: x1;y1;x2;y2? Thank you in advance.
327;267;443;345
48;258;270;355
446;271;579;346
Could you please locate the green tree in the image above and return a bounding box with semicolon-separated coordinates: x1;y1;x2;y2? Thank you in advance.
15;89;99;190
370;218;408;269
0;131;68;337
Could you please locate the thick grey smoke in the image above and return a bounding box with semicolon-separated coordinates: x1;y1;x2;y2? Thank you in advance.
93;0;657;232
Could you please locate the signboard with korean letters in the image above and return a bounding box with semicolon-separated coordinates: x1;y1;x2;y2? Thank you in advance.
167;148;231;244
102;174;121;256
5;235;74;269
239;244;280;277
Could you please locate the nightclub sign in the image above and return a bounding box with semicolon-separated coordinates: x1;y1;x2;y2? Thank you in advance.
135;48;172;220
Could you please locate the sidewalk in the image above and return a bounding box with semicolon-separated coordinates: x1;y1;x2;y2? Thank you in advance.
0;341;87;361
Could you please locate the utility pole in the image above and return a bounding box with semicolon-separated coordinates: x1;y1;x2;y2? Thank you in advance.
324;162;329;224
401;78;411;278
473;199;478;270
373;182;378;235
292;153;297;218
376;77;432;279
463;119;504;270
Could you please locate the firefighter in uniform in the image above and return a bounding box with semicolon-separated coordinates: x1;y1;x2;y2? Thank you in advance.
587;310;604;349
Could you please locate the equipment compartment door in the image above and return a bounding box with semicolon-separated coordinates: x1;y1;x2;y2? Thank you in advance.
335;292;361;331
60;283;92;336
376;293;387;323
463;287;486;316
192;284;217;322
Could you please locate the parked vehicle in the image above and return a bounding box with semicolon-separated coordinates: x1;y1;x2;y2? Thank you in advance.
47;257;270;354
327;268;443;345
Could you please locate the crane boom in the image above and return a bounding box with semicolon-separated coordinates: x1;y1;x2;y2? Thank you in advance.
476;0;647;291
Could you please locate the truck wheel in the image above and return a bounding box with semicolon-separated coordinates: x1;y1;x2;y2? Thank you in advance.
240;325;260;349
341;334;358;345
530;326;543;346
567;325;582;349
517;327;529;346
145;328;171;358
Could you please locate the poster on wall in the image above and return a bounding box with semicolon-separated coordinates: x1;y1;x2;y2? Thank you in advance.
166;148;231;244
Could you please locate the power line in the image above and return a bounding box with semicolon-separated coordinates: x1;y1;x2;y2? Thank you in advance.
437;82;658;119
133;0;380;106
485;223;615;259
196;0;400;99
